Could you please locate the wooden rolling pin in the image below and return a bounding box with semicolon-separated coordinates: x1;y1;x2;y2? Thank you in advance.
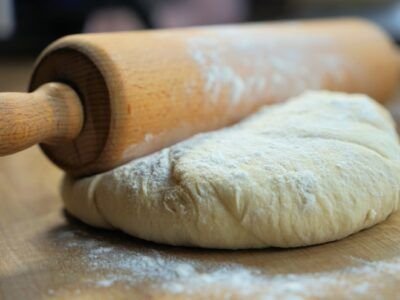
0;18;399;177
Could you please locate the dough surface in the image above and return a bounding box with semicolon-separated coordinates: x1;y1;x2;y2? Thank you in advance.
63;91;400;249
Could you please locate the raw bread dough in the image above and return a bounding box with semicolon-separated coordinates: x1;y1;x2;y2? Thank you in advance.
63;91;400;249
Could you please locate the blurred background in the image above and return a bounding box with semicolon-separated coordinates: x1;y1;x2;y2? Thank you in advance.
0;0;399;91
1;0;400;55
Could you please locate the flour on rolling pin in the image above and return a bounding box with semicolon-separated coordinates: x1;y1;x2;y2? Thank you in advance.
49;228;400;299
187;29;358;105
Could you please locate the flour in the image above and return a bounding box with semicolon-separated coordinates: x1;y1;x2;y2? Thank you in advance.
50;228;400;299
187;29;360;105
144;133;154;143
273;170;318;210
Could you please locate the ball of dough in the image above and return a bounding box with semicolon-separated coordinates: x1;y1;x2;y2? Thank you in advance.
62;91;400;249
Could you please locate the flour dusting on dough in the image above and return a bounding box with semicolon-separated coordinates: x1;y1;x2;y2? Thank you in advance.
62;91;400;250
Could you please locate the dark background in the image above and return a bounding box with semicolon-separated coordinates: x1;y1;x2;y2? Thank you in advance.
0;0;399;58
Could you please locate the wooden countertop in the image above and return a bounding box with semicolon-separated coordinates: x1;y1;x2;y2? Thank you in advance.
1;60;400;300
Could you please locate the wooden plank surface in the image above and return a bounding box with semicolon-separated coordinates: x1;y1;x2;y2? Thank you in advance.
1;59;400;300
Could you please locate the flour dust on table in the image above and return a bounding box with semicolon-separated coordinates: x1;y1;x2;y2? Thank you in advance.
63;91;400;249
46;226;400;299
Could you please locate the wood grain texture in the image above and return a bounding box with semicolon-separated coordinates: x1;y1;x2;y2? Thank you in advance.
0;83;83;155
28;18;400;177
1;60;400;300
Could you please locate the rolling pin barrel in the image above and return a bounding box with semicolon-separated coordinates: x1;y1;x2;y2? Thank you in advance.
1;18;399;177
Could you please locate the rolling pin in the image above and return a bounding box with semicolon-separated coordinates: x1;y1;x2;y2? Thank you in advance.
0;18;399;177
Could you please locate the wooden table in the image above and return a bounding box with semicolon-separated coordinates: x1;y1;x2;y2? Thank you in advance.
1;60;400;300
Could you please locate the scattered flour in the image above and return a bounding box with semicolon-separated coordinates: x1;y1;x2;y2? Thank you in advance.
144;133;154;143
49;228;400;299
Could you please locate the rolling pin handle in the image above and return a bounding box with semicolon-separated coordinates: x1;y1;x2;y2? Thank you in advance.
0;82;84;156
